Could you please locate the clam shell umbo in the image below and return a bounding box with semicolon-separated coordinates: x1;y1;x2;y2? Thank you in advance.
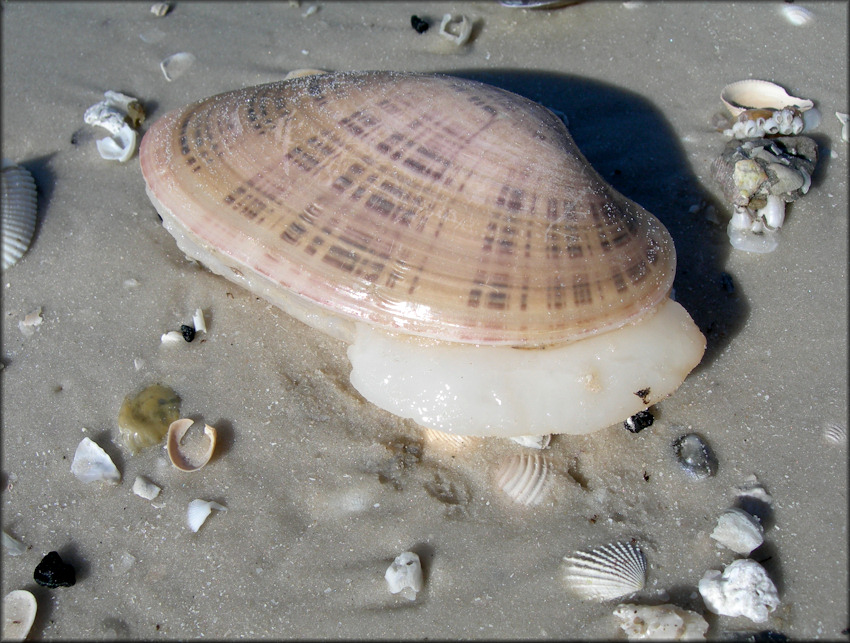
721;79;814;117
493;453;555;506
2;590;37;641
1;160;38;270
167;418;217;471
140;71;705;437
562;541;647;601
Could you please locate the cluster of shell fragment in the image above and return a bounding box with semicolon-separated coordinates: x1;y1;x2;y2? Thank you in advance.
140;71;705;437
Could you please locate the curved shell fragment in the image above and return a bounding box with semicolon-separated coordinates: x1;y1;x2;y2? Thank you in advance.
721;79;813;117
494;453;555;506
167;418;217;472
2;590;37;641
71;437;121;484
187;499;226;532
562;541;647;601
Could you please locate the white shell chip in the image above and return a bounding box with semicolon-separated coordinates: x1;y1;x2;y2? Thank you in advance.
187;499;226;532
2;590;37;641
613;603;709;641
132;475;162;500
698;558;779;623
710;508;764;555
71;437;121;484
384;551;423;601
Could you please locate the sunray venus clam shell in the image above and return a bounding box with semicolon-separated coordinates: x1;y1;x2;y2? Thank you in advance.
140;71;705;437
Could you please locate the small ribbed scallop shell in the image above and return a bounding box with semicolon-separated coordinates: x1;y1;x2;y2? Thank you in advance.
1;161;37;270
823;421;847;445
493;453;554;506
562;541;647;601
140;71;676;347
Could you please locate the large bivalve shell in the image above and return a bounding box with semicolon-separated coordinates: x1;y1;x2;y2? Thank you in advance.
562;541;647;601
140;71;675;347
1;160;38;270
141;71;706;437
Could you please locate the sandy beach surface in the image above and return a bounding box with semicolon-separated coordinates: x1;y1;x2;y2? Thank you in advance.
2;1;847;639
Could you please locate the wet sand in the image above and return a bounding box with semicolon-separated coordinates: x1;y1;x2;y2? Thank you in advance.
2;2;847;639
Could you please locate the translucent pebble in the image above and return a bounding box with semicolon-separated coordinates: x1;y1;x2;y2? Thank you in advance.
160;52;196;81
672;433;717;480
2;531;26;556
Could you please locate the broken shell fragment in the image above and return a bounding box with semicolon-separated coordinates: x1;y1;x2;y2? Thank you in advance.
160;52;195;81
384;551;423;600
613;603;709;641
84;91;144;162
167;418;217;471
724;107;805;139
710;508;764;555
117;383;181;453
71;437;121;484
132;475;161;500
698;558;779;623
439;13;473;45
2;531;26;556
3;590;37;641
187;499;226;532
721;80;814;118
562;541;647;601
837;112;849;143
150;1;172;17
1;160;38;270
139;71;706;437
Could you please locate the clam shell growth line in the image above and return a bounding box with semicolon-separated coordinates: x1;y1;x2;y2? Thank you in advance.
562;541;647;601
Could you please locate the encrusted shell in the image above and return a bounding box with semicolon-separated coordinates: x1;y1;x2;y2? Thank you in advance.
493;452;555;506
140;71;676;347
167;418;217;472
721;79;813;117
562;541;647;601
1;160;38;270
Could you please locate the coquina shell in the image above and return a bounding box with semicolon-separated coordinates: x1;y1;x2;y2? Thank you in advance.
140;71;676;347
1;160;38;270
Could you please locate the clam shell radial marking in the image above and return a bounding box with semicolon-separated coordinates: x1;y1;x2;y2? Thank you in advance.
140;71;676;347
562;541;647;601
1;160;38;270
494;452;555;506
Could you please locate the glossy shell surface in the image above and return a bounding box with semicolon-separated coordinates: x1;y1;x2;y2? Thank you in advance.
141;71;676;347
720;79;814;117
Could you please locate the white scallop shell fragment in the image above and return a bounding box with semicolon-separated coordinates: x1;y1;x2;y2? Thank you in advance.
167;418;217;472
781;4;814;26
384;551;423;601
494;453;555;506
160;52;195;81
132;475;161;500
710;508;764;555
2;589;37;641
187;499;226;532
1;160;38;270
698;558;779;623
150;1;172;17
562;541;647;601
721;80;814;117
509;434;551;449
822;421;847;445
613;603;709;641
71;437;121;484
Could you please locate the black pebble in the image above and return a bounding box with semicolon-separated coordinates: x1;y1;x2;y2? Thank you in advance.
181;324;196;342
34;551;76;588
410;15;429;33
624;409;654;433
